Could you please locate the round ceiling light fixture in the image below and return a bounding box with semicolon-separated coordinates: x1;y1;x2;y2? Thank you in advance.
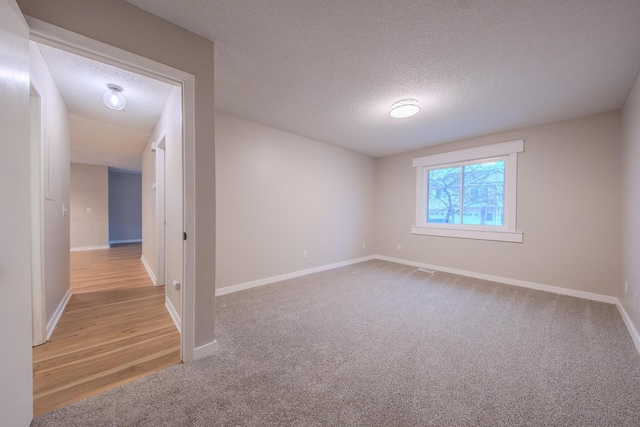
389;98;420;118
103;84;126;111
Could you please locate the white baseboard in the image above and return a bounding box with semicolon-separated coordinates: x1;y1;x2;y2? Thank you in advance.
46;287;72;340
215;255;376;296
193;339;219;360
141;255;156;285
210;253;640;357
165;296;181;333
616;300;640;354
70;245;109;252
375;255;617;305
109;239;142;246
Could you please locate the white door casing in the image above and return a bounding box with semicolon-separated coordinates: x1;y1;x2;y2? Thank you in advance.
30;84;46;346
153;135;166;287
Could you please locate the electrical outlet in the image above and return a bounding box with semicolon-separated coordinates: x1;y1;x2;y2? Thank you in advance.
86;207;92;213
625;281;628;295
397;244;402;250
303;250;307;258
362;243;366;249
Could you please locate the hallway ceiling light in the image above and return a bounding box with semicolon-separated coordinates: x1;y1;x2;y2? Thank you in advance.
103;84;126;111
389;98;420;118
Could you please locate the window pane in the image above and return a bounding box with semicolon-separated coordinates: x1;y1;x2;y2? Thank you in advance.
462;161;504;226
427;166;461;224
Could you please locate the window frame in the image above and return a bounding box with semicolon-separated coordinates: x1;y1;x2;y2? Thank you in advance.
412;140;524;243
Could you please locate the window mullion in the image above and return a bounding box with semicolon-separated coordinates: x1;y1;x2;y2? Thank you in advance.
459;167;464;224
424;167;429;226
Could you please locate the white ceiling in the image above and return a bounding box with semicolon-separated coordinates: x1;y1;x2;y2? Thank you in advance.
124;0;640;157
36;43;174;170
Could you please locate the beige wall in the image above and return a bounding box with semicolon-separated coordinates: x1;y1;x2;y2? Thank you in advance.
70;163;108;249
19;0;216;347
215;112;375;289
375;111;621;296
621;72;640;333
30;41;71;326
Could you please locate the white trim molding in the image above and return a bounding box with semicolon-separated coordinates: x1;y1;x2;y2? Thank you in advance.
26;16;192;85
375;255;617;304
412;139;524;168
411;227;523;243
616;300;640;355
109;239;142;246
141;255;156;285
70;245;109;252
46;287;72;340
193;340;219;360
216;255;376;297
165;297;181;333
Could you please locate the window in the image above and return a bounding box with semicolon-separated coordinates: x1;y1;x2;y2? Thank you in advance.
412;140;524;242
426;160;504;225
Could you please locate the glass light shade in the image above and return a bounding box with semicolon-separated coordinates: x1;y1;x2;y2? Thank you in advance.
389;98;420;118
103;84;126;111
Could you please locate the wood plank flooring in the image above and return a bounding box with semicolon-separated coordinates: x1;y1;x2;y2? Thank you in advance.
33;243;181;416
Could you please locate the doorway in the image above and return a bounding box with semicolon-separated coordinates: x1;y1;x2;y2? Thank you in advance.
27;15;196;360
27;18;195;415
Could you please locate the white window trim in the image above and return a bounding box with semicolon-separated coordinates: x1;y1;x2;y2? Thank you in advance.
412;140;524;243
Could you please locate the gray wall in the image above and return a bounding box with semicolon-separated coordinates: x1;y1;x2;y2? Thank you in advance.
375;111;621;297
108;169;142;244
621;71;640;334
216;110;622;300
215;111;376;290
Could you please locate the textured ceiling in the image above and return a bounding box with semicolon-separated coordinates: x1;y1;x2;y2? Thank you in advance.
124;0;640;157
69;114;150;171
36;43;174;170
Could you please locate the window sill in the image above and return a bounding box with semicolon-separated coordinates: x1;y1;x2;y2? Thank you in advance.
411;226;523;243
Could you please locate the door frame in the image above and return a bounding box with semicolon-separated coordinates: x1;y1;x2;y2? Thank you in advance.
152;134;166;287
30;83;46;346
26;16;197;362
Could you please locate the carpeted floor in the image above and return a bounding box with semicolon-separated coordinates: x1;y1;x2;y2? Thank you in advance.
31;260;640;426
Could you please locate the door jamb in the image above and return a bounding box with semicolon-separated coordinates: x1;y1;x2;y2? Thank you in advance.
151;134;166;287
30;83;46;346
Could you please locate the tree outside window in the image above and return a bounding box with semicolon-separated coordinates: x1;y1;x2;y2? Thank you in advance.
426;160;505;226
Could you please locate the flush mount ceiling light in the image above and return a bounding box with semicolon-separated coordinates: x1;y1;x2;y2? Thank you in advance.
389;98;420;118
103;84;126;111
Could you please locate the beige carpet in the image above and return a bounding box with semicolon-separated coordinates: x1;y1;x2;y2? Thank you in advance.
31;260;640;426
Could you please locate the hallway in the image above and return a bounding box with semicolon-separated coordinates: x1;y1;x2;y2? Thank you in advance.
32;243;180;416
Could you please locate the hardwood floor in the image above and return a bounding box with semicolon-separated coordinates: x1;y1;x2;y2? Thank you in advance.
33;243;180;416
